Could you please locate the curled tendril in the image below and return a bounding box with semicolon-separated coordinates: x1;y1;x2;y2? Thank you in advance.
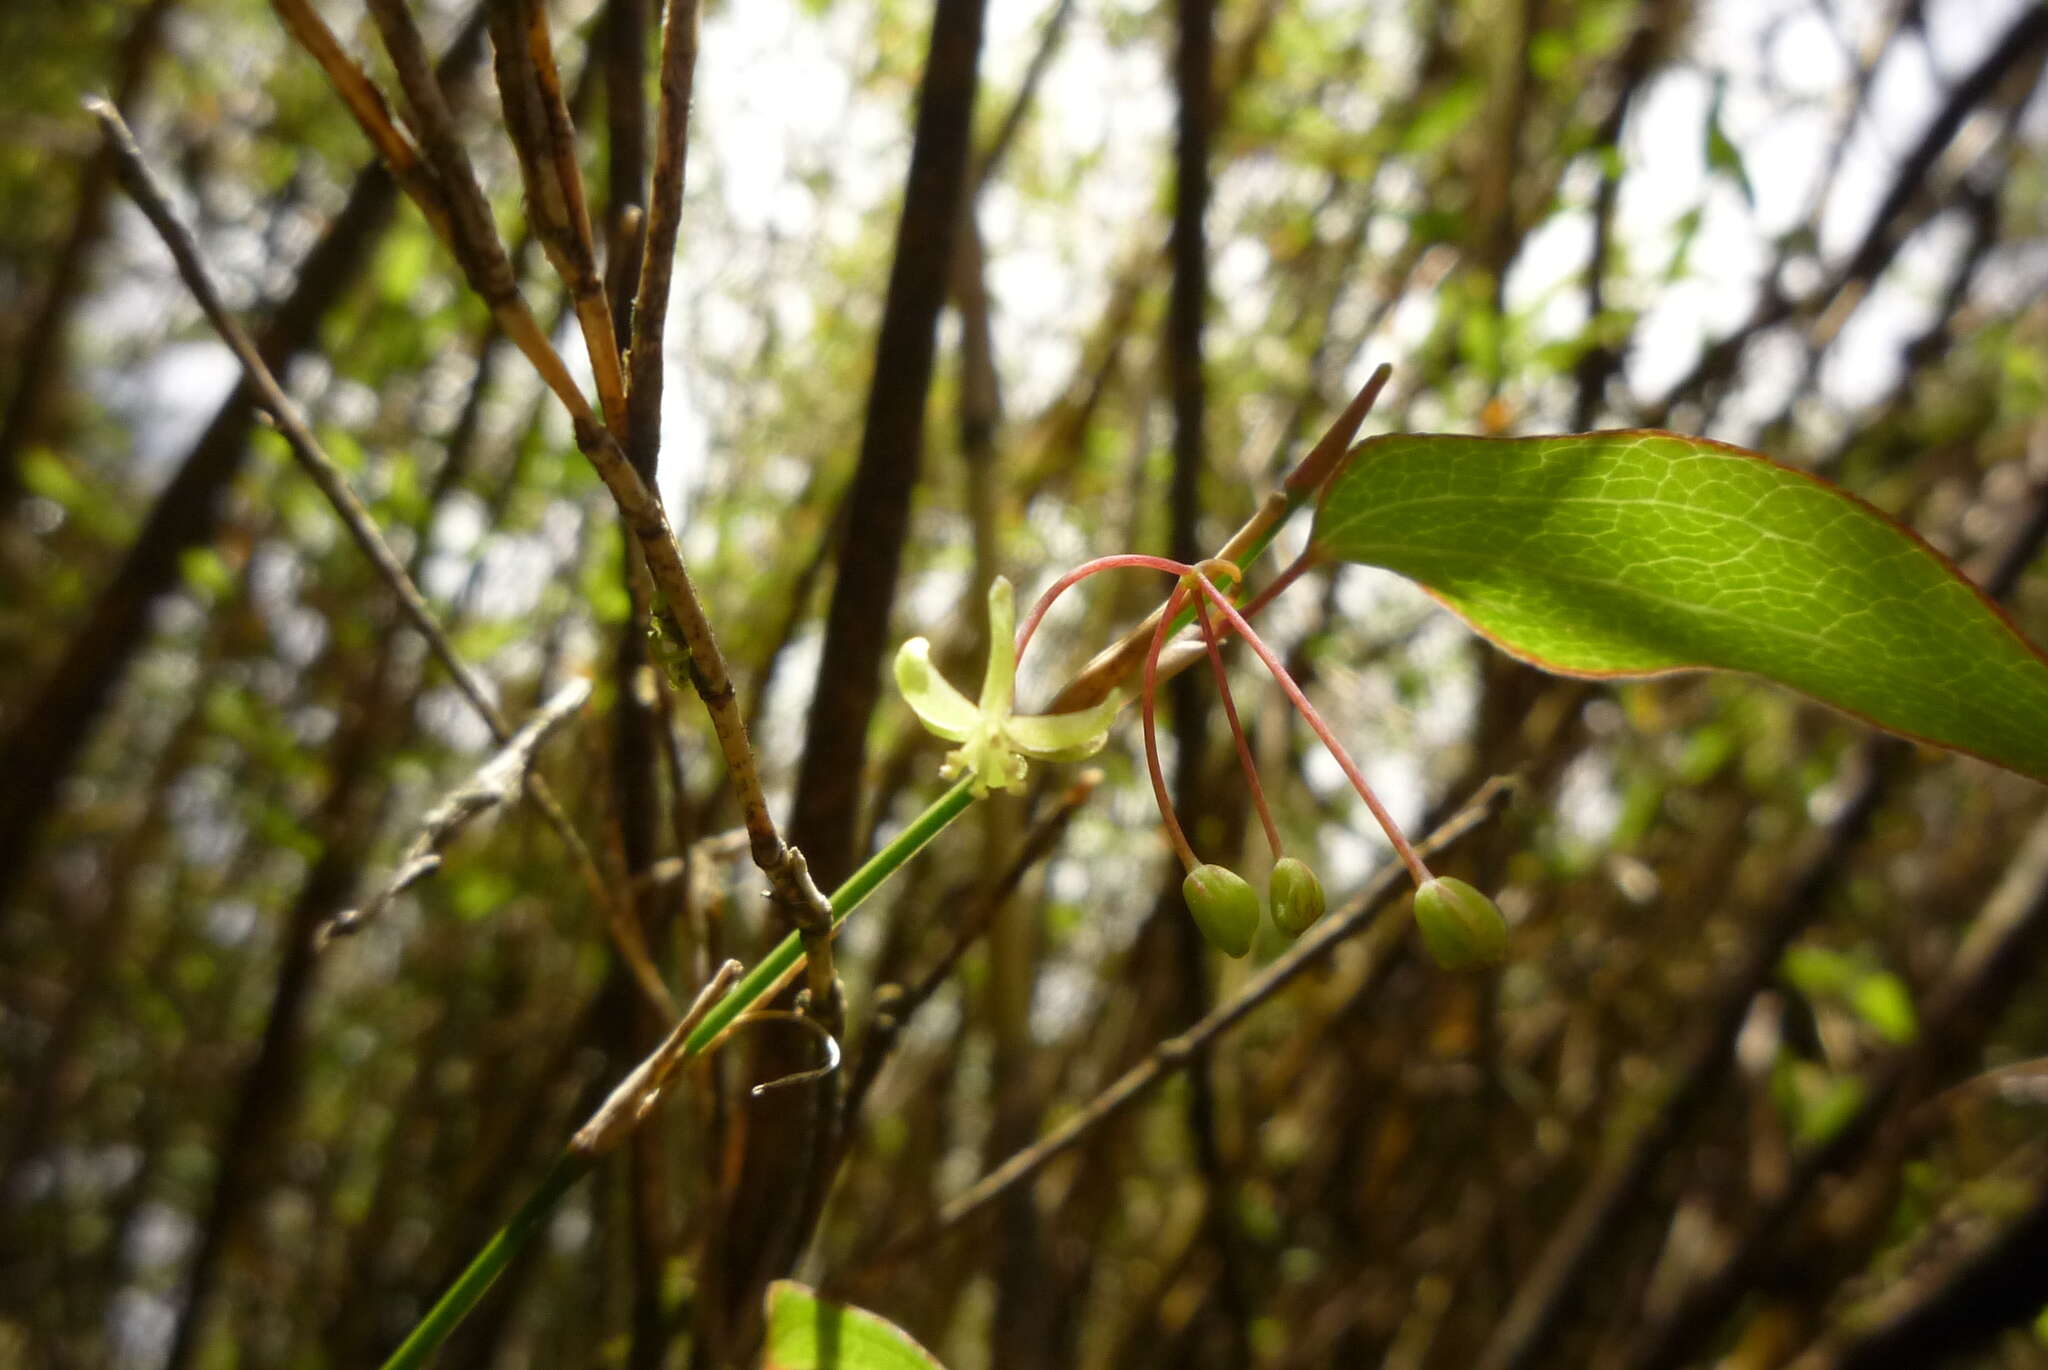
734;1010;844;1097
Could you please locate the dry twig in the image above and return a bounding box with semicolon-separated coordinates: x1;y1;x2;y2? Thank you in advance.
321;678;593;943
86;98;670;1014
275;0;832;933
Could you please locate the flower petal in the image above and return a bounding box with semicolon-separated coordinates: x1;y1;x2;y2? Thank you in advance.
1006;695;1118;761
894;638;980;742
978;576;1017;719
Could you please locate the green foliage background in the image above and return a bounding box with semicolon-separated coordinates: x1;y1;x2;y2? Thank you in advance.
4;0;2048;1367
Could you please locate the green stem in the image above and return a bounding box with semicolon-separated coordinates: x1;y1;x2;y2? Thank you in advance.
377;774;979;1370
683;774;978;1054
378;1152;588;1370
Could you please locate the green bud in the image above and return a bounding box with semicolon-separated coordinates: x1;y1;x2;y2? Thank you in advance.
1268;857;1326;938
1183;864;1259;958
1412;877;1508;971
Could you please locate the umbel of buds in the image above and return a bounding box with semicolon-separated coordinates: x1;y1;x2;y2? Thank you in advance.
897;551;1508;970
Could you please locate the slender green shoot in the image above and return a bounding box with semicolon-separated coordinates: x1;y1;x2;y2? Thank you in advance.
377;775;979;1370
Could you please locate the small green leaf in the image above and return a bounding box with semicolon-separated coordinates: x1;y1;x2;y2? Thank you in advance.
763;1280;947;1370
1705;78;1755;207
1313;431;2048;782
1782;945;1918;1045
1771;1059;1867;1147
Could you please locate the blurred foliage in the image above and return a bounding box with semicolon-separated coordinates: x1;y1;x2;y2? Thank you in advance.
3;0;2048;1368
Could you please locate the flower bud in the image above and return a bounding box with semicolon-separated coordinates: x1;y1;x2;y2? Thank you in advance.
1412;877;1507;971
1183;864;1259;958
1268;857;1326;938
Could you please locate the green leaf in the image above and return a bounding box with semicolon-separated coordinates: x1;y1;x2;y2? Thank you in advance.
1782;945;1918;1045
1313;431;2048;781
1705;78;1756;207
1771;1058;1867;1147
763;1281;947;1370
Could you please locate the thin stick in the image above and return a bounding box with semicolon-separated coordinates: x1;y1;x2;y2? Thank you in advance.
572;960;745;1156
353;0;553;365
629;0;704;476
87;99;670;1015
267;0;447;236
485;0;626;429
279;3;830;930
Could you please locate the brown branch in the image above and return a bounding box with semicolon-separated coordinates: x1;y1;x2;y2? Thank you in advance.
628;0;703;479
572;960;744;1157
268;0;457;246
275;0;827;935
484;0;627;430
862;776;1515;1263
322;677;596;942
343;0;583;412
787;0;991;889
87;98;669;1016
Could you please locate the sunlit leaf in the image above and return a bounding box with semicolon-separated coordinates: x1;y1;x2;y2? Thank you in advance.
763;1281;947;1370
1313;431;2048;781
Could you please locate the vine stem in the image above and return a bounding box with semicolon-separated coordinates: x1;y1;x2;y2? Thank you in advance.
374;775;977;1370
1195;593;1282;859
1142;582;1201;873
376;1153;588;1370
371;373;1389;1365
1188;572;1432;887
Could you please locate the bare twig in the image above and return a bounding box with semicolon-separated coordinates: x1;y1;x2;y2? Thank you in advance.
346;0;584;411
87;99;662;1012
275;0;830;934
321;677;592;942
573;960;744;1157
863;775;1514;1262
628;0;704;478
483;0;626;429
268;0;445;226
